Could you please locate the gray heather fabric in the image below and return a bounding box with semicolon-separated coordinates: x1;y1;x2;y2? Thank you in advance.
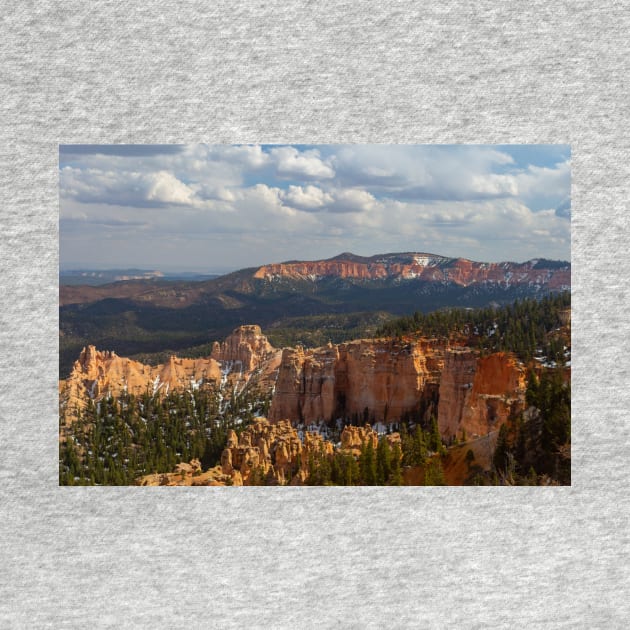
0;2;628;628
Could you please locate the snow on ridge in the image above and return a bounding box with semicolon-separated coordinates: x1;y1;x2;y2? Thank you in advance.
413;255;442;267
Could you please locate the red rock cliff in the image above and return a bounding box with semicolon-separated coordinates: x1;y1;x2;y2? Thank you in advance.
269;337;445;424
269;338;527;440
437;350;526;439
210;324;279;372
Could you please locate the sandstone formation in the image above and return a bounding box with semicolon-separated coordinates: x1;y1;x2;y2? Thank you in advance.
437;350;526;440
339;424;379;457
220;418;334;485
60;323;530;442
136;460;234;486
269;337;445;425
59;325;280;425
59;347;223;424
210;324;279;372
268;337;527;441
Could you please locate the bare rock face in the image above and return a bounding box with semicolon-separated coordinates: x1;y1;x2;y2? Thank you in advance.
59;326;281;425
437;351;526;439
340;338;444;423
211;325;278;372
219;418;334;485
340;424;379;457
60;322;530;446
145;458;233;486
59;346;223;424
269;344;339;424
269;337;444;425
269;337;527;441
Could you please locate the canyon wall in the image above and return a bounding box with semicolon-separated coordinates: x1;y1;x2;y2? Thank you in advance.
437;350;526;439
59;347;223;424
268;338;445;425
268;338;527;440
210;324;279;372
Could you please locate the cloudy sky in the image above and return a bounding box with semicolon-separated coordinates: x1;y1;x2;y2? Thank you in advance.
59;144;570;272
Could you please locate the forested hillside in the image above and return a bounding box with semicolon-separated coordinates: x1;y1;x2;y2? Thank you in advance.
377;292;571;363
59;387;270;485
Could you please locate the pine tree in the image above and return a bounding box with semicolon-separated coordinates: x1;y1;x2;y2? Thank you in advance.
493;423;510;475
360;440;377;485
388;444;404;485
424;458;445;486
376;438;391;485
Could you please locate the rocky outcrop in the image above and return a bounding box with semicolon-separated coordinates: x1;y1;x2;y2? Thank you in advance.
437;351;526;440
60;322;529;442
340;338;444;422
268;337;445;425
135;460;242;486
339;424;379;457
268;337;527;441
59;346;223;424
219;418;334;485
211;324;279;372
253;252;570;290
60;325;280;425
268;343;339;424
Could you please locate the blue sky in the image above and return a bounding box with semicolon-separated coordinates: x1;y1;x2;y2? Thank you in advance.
59;144;570;272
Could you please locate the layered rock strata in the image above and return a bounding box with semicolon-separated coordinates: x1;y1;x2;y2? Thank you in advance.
268;338;527;440
210;324;279;372
269;338;445;425
61;326;529;441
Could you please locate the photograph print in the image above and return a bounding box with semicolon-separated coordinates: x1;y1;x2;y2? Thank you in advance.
59;144;571;486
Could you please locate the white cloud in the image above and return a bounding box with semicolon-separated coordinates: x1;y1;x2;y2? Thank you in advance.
61;166;203;208
282;185;333;210
330;145;523;203
329;188;378;213
60;145;571;270
516;160;571;198
146;171;198;205
269;146;335;179
205;144;270;170
470;173;518;197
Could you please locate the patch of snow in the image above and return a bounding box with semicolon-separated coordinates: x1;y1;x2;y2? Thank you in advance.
414;255;440;267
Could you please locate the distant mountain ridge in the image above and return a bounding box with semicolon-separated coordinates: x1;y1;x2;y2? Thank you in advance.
59;251;570;377
252;251;569;288
60;268;220;286
61;251;570;306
